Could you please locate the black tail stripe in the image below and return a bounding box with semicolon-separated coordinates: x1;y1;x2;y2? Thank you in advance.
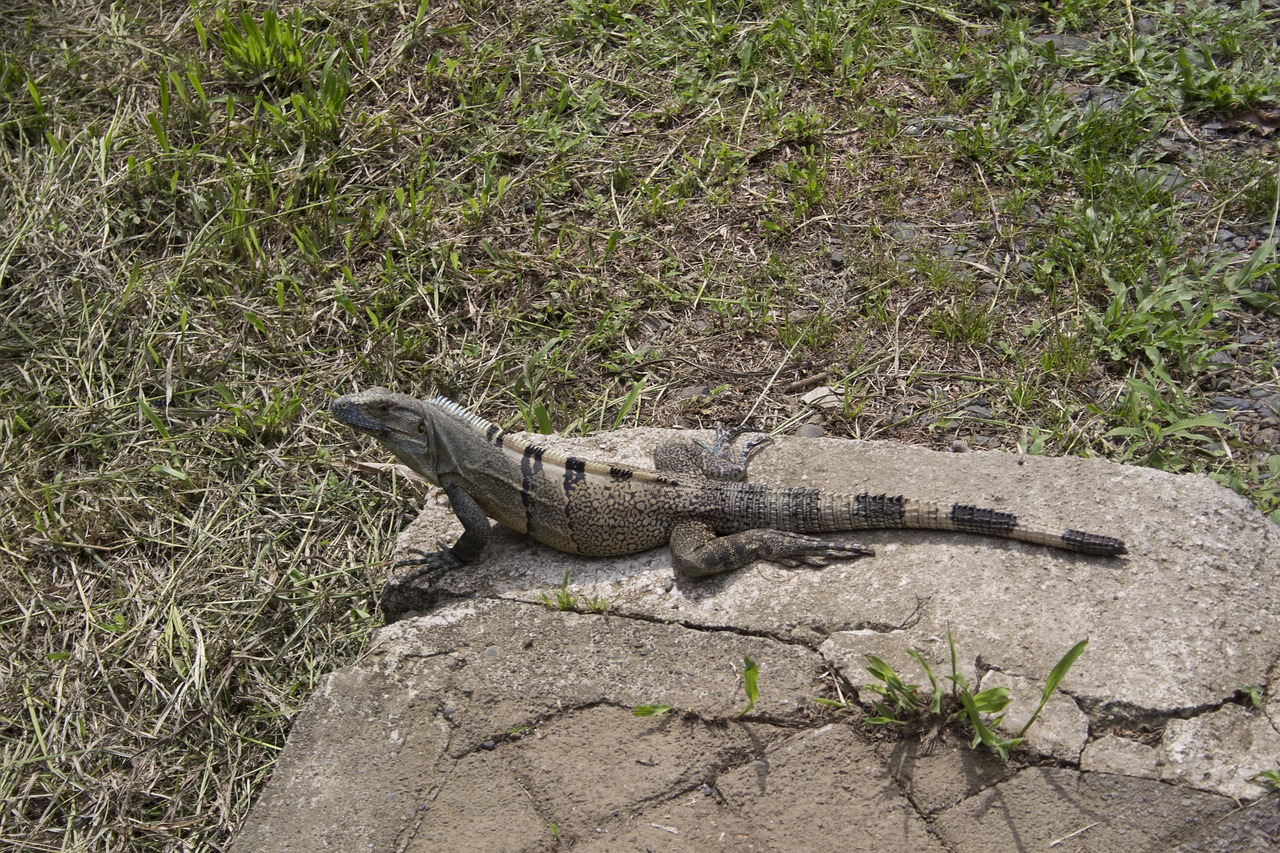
950;504;1019;536
1063;528;1127;556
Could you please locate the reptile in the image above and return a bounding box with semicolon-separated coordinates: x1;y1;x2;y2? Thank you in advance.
331;387;1126;592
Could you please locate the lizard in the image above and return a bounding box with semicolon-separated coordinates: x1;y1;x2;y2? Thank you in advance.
330;387;1126;593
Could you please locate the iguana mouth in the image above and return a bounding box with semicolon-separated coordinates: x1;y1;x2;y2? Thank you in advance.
329;399;393;438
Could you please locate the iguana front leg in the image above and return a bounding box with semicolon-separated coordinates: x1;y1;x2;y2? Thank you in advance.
393;482;492;585
669;520;876;578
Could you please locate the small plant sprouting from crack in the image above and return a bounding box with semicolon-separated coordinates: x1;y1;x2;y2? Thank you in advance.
739;656;759;718
1251;769;1280;792
541;569;578;611
539;569;617;613
819;634;1089;761
633;656;760;719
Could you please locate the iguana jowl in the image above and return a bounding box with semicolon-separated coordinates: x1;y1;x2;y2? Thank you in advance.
331;387;1126;585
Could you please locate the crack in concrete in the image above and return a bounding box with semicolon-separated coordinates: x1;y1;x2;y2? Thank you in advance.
1075;692;1244;729
421;595;1276;794
492;590;889;653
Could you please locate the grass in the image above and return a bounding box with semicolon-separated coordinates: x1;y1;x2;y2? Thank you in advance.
1;0;1277;848
823;635;1090;762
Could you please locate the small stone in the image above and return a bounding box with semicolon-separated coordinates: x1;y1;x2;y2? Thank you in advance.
794;423;826;438
1254;428;1279;448
949;439;971;453
801;386;842;410
1032;33;1093;54
886;221;919;243
674;385;709;400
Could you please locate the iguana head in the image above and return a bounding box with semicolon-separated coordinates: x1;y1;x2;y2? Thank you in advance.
331;387;442;483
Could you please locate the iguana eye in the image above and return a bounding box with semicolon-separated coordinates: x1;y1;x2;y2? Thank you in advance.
417;419;427;435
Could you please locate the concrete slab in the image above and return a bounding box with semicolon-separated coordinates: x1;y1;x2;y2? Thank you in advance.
393;431;1277;713
930;766;1235;851
231;430;1280;850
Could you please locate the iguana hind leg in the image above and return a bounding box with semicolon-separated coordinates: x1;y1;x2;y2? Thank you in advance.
653;424;772;481
669;519;875;578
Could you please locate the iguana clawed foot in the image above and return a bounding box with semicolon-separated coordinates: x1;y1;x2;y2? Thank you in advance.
379;547;464;622
696;423;772;481
654;422;772;481
669;522;876;577
769;537;877;567
392;547;464;585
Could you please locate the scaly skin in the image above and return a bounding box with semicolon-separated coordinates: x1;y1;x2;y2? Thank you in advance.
331;387;1126;590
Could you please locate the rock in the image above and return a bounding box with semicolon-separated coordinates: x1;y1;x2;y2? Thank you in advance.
800;386;843;410
886;221;920;243
981;669;1089;762
1081;735;1161;779
1253;427;1279;448
231;430;1280;850
1157;704;1280;800
932;767;1234;851
1032;33;1094;54
674;385;709;400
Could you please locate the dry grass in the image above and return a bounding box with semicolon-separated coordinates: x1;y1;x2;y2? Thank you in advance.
1;0;1277;849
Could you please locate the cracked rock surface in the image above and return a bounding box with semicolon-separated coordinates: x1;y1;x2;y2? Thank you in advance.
231;431;1280;851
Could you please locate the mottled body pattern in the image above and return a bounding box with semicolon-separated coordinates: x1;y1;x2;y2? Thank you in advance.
331;388;1126;585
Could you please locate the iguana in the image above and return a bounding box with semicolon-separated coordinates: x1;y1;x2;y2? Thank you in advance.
331;387;1126;591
